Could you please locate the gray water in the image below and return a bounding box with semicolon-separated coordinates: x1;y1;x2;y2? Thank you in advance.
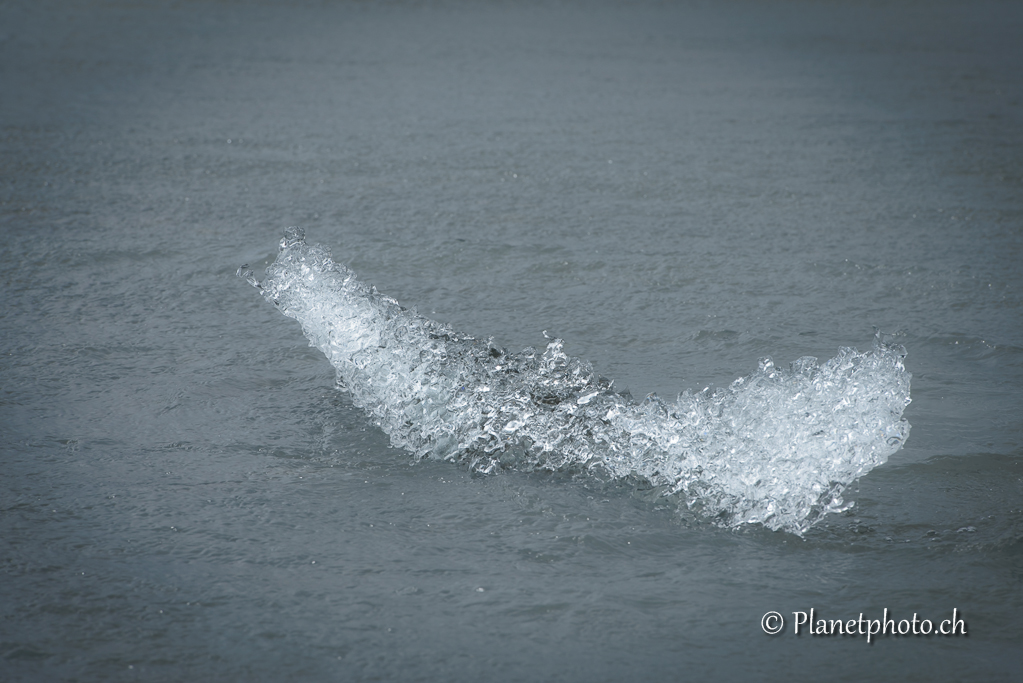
2;0;1021;681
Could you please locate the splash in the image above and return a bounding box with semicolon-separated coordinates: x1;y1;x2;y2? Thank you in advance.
239;229;911;534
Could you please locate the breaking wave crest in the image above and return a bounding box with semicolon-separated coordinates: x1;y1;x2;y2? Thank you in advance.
239;228;911;534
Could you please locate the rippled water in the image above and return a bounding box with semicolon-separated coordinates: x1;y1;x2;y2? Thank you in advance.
2;0;1021;681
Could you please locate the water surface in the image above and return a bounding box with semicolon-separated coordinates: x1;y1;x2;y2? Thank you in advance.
1;0;1021;680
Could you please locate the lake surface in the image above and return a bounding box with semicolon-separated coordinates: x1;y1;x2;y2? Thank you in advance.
2;0;1021;680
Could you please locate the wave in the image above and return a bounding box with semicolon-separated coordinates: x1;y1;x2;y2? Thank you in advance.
239;228;911;535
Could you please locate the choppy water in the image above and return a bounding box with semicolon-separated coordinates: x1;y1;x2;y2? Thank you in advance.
2;0;1022;681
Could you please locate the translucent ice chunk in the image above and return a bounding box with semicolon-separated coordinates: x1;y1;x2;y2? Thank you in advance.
242;231;912;535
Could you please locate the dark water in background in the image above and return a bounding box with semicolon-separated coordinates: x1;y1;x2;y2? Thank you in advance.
1;0;1021;680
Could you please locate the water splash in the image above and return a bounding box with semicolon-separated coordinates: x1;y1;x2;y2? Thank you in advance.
240;229;911;534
